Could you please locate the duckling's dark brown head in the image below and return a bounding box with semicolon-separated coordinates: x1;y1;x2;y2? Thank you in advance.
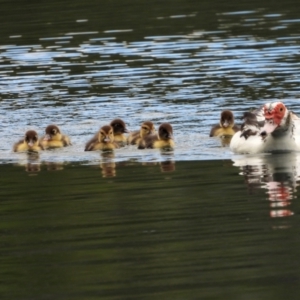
99;125;114;143
220;110;234;128
140;121;155;137
110;119;128;134
25;130;39;147
44;125;61;140
158;123;173;140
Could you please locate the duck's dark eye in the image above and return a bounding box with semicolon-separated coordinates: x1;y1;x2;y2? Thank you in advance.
142;127;148;130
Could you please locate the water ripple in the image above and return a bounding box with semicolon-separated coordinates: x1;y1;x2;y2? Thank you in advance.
1;9;300;163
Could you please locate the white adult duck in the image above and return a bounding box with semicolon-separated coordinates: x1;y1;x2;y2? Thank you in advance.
230;101;300;154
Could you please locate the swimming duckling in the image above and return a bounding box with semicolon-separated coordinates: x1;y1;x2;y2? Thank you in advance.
209;110;240;137
110;118;128;146
85;125;120;151
41;125;71;149
13;130;44;152
127;121;155;145
138;123;175;150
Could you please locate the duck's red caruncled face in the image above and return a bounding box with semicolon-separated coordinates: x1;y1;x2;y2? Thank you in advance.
263;102;286;133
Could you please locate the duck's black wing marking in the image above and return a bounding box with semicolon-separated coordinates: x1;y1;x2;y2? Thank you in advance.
240;106;265;140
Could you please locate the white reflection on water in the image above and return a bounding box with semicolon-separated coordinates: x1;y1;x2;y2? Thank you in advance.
232;152;300;218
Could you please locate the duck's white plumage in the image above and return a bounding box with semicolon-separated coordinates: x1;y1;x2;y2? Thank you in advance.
230;102;300;154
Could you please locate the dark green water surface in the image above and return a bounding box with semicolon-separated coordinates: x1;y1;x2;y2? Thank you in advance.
1;157;300;299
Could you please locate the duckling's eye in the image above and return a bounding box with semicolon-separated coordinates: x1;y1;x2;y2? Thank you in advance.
52;130;56;134
142;126;148;130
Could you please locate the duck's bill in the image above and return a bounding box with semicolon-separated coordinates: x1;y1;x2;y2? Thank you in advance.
222;121;229;128
43;134;51;141
262;120;278;133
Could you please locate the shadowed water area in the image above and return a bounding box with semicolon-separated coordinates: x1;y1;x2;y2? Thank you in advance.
2;0;300;298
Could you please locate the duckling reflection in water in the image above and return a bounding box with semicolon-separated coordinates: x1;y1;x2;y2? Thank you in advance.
41;125;71;149
127;121;155;145
99;152;116;177
160;160;175;172
160;151;175;172
85;125;119;151
13;130;44;153
138;123;175;150
15;152;41;173
110;118;128;146
45;162;65;171
209;110;240;138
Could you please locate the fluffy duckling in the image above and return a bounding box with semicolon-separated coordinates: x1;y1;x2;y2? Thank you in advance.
209;110;240;137
13;130;44;152
127;121;155;145
110;118;128;146
41;125;71;149
85;125;120;151
138;123;175;150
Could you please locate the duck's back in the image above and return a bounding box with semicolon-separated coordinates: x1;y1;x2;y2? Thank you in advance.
13;140;28;152
14;140;43;152
127;130;140;145
210;125;239;137
114;134;127;143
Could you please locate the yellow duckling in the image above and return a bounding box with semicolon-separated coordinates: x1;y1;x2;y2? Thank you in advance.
13;130;44;152
41;125;71;149
110;118;128;146
85;125;120;151
127;121;155;145
209;110;240;137
138;123;175;150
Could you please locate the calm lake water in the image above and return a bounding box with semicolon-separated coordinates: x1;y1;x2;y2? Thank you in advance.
1;0;300;299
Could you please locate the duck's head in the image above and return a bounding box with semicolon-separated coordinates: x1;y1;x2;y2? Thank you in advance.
44;125;61;141
140;121;155;138
262;102;288;133
220;110;235;128
110;119;128;135
25;130;39;147
158;123;173;140
98;125;114;143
